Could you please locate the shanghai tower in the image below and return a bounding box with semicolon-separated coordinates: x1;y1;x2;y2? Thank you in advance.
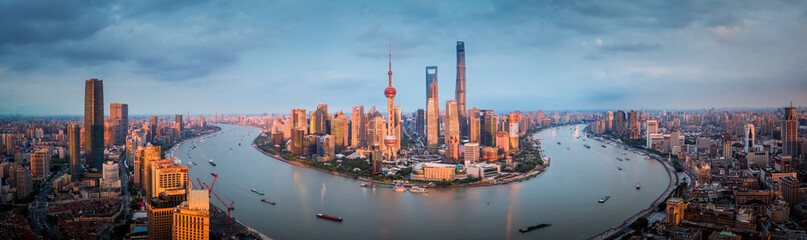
84;78;104;170
455;41;468;138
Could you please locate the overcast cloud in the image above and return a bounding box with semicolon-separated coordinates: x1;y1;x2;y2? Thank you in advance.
1;0;806;115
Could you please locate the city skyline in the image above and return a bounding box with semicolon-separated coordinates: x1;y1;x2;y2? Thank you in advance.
1;1;806;115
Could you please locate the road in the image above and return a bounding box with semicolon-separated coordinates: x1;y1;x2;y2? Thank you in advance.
29;167;67;240
99;154;132;240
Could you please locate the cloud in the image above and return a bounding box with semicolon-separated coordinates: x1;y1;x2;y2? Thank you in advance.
353;26;431;59
586;42;661;60
0;0;112;45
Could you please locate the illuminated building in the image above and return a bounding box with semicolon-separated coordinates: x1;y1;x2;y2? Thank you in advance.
455;41;468;138
507;113;519;152
350;106;366;147
666;198;688;226
30;149;50;181
782;107;798;157
316;135;335;162
463;142;479;166
426;66;439;152
781;176;799;208
446;100;459;139
67;124;81;177
496;131;509;155
110;103;128;145
722;133;732;158
468;108;480;143
291;127;305;155
291;109;308;134
446;133;460;163
331;111;348;151
482;110;497;147
173;190;210;240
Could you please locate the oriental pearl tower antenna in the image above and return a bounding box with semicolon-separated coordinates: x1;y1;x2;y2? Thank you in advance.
383;44;398;162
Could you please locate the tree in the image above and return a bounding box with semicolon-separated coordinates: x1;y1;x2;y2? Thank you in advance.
629;217;649;232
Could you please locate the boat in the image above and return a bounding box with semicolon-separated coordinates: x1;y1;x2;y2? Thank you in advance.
251;189;265;195
625;158;630;161
636;183;641;190
618;166;622;170
409;186;428;193
393;185;407;192
566;147;570;150
557;142;561;145
599;195;611;203
584;144;590;149
238;143;241;146
261;199;276;205
360;183;376;188
519;223;551;233
209;159;216;166
211;173;217;177
601;145;606;148
617;158;623;161
316;213;343;222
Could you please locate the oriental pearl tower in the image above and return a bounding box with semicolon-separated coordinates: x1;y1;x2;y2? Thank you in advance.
383;45;398;161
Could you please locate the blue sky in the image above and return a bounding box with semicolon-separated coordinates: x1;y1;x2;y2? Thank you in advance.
1;0;806;115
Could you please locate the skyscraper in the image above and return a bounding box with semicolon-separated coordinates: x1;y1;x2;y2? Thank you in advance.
426;66;438;104
350;106;366;148
175;114;183;136
30;149;50;181
722;133;732;158
110;103;128;145
468;108;480;143
426;66;439;151
84;78;104;170
744;124;755;153
507;113;519;152
416;109;425;138
67;124;81;177
383;46;398;161
646;120;658;149
173;190;210;240
150;116;158;143
445;100;459;139
455;41;468;138
782;107;798;157
331;111;348;152
291;109;308;134
482;110;497;147
426;98;439;151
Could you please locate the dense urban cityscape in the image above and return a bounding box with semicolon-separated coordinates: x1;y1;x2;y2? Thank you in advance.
2;1;807;240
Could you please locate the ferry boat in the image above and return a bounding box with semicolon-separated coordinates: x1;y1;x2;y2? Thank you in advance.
316;213;343;222
393;185;407;192
209;159;216;166
251;189;265;195
618;166;622;170
636;183;641;190
409;186;428;193
599;195;611;203
519;223;551;233
261;199;276;205
584;144;591;149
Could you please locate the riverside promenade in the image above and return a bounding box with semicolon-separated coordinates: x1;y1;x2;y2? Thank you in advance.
588;145;678;240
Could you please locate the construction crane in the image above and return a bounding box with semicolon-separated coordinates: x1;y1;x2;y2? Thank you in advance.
211;190;235;228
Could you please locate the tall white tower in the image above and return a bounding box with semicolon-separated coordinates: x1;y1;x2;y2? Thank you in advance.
383;45;398;161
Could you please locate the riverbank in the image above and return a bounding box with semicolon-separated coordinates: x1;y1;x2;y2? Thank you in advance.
249;126;550;189
167;125;269;239
586;132;678;240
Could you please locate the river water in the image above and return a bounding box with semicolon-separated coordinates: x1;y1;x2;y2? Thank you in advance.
174;124;670;240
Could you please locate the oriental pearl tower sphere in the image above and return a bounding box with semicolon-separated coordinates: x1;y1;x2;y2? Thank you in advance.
383;45;398;161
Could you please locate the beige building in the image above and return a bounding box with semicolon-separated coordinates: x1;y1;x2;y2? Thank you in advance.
666;198;688;226
173;190;210;240
30;149;50;181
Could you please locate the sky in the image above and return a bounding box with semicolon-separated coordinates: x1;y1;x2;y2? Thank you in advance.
1;0;806;115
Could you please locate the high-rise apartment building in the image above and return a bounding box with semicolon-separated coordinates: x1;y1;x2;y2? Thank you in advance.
455;41;468;138
317;135;335;162
150;116;158;143
84;78;104;170
629;110;639;139
464;142;479;166
781;176;799;208
782;107;798;157
646;120;658;149
67;124;81;177
110;103;128;145
482;110;497;147
30;149;50;181
722;133;732;158
15;165;32;199
446;134;460;163
291;127;305;155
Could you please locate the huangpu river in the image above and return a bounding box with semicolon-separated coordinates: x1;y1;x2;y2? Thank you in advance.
173;124;670;239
